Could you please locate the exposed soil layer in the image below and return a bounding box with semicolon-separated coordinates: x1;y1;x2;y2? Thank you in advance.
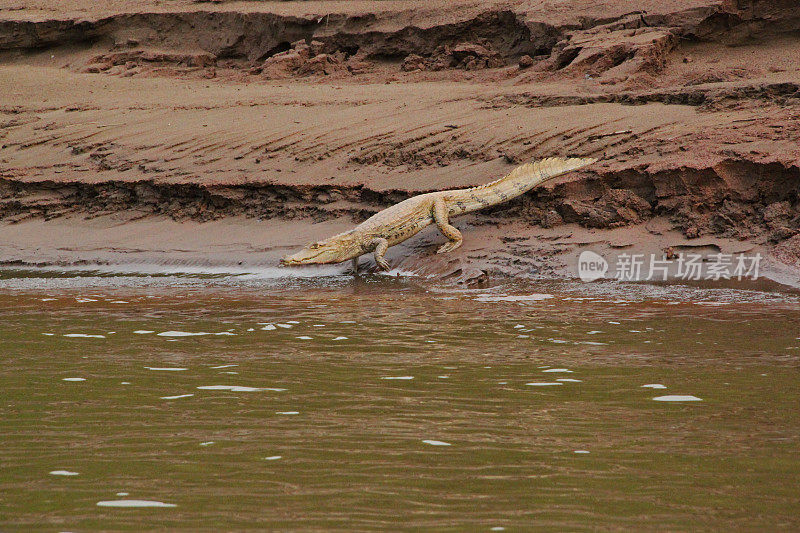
1;0;800;285
3;1;798;80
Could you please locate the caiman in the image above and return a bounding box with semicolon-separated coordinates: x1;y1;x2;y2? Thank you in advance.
280;157;596;271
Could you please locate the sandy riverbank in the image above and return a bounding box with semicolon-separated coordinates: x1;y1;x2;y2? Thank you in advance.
1;0;799;284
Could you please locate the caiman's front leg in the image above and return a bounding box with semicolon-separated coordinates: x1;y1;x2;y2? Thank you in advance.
369;238;390;271
433;197;463;254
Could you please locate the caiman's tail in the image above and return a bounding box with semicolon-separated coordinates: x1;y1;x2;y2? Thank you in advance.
451;156;597;215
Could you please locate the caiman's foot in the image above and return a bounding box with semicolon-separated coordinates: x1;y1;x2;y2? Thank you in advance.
376;257;391;271
436;239;463;254
369;237;391;271
432;198;463;255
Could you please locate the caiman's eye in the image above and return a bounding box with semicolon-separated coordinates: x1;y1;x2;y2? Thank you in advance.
310;243;320;249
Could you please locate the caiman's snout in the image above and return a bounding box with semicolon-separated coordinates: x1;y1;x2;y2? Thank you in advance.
279;252;309;267
280;241;339;266
281;232;358;267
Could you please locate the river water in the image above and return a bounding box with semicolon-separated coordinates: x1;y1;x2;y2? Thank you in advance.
1;267;799;530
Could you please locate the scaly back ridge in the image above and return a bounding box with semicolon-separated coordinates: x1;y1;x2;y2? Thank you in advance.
468;157;597;193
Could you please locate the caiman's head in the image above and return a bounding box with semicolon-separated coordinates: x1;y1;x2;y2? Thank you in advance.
280;232;360;266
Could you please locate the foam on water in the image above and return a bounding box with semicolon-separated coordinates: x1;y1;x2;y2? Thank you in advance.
50;470;79;476
526;382;563;386
642;384;667;389
157;331;211;337
161;394;194;400
276;411;299;415
653;395;703;402
96;500;176;508
63;333;105;338
332;336;348;340
557;378;582;382
146;367;187;371
133;330;154;334
542;368;572;373
377;268;420;277
475;294;554;303
210;364;238;369
264;456;282;461
422;440;451;446
381;376;414;380
198;385;286;392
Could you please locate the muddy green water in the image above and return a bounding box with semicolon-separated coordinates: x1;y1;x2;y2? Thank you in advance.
1;269;799;531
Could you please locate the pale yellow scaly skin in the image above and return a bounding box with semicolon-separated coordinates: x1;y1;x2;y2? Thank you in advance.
280;157;597;270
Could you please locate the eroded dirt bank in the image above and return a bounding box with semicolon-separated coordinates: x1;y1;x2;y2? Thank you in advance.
1;0;800;285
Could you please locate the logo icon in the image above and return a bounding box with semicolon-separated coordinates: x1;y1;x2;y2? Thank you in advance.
578;251;608;282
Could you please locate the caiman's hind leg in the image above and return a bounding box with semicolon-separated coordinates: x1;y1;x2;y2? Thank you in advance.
433;197;463;254
369;238;391;271
351;257;360;274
